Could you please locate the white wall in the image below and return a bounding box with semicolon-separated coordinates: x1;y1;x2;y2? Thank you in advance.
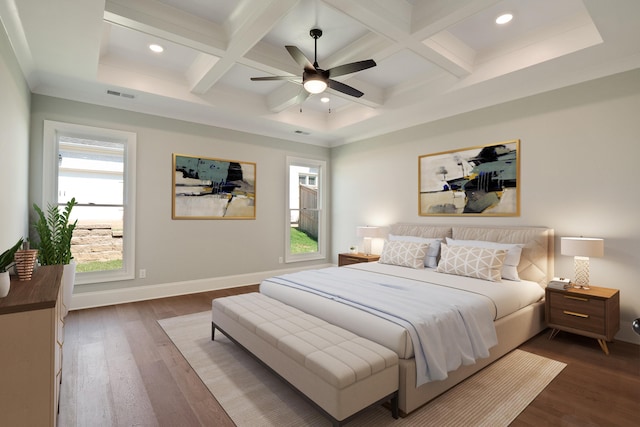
29;95;331;296
332;70;640;344
0;25;30;249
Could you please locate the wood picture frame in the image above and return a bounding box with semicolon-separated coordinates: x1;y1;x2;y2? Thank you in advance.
172;153;256;219
418;140;520;216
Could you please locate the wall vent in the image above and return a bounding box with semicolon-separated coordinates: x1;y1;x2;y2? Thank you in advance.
107;89;135;99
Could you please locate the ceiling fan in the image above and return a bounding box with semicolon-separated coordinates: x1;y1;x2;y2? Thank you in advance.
251;28;376;100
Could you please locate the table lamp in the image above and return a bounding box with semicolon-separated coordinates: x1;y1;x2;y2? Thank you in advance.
356;226;380;255
560;237;604;289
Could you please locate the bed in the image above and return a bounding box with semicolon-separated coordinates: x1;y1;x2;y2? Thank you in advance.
260;224;553;415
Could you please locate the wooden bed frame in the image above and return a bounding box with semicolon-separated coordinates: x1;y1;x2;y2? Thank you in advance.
265;224;554;415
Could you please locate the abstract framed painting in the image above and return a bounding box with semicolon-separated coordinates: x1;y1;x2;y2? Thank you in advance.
418;139;520;216
172;153;256;219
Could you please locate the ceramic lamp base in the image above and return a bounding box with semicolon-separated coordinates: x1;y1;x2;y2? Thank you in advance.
573;256;590;289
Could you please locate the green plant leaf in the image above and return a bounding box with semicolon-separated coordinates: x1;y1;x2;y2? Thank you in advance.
32;197;78;265
0;238;24;272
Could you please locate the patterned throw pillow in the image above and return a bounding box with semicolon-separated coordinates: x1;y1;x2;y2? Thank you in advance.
436;244;507;282
445;238;524;281
388;234;443;268
379;240;430;269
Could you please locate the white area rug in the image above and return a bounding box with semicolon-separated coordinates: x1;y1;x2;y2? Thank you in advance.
159;311;565;426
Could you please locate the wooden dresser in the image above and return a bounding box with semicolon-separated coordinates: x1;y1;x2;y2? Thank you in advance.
0;265;64;427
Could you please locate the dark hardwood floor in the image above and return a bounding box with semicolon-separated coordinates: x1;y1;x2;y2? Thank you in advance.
58;287;639;426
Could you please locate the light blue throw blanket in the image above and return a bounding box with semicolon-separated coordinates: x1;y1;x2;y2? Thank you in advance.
267;267;498;386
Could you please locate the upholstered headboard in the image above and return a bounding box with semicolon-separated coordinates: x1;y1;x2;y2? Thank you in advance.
388;223;554;287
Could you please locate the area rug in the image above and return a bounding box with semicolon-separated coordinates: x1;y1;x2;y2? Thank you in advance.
159;311;566;427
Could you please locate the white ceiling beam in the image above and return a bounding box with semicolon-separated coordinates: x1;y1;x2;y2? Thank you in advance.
189;0;300;94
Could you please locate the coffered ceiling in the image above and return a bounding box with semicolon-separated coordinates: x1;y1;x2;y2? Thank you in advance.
2;0;639;146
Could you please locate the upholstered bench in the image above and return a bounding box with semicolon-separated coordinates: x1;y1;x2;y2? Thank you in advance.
211;292;399;427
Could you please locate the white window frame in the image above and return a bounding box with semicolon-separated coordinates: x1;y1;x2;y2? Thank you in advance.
42;120;137;284
285;156;327;263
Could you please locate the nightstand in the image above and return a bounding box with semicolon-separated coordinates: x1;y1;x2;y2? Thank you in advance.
338;253;380;266
546;285;620;354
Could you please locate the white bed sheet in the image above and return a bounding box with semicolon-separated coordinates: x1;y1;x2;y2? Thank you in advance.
347;262;545;320
260;262;544;362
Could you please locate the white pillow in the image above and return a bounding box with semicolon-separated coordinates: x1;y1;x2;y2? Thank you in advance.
445;238;524;281
436;244;507;282
388;234;442;268
379;240;429;269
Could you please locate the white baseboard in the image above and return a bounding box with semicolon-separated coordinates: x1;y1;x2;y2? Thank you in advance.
69;263;333;311
70;265;640;346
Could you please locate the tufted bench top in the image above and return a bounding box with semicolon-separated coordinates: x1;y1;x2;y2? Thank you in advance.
213;292;398;390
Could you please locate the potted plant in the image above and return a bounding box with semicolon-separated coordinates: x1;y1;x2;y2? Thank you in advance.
0;238;23;297
32;198;78;315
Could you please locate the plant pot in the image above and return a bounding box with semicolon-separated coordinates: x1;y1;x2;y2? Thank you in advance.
14;249;38;281
0;271;10;297
62;260;77;317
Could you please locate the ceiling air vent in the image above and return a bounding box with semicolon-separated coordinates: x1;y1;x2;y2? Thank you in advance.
107;90;135;99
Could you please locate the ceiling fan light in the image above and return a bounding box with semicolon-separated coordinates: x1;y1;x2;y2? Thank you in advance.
303;78;327;94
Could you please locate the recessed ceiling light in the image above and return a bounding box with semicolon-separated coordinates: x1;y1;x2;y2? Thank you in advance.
320;97;330;103
149;44;164;53
496;13;513;25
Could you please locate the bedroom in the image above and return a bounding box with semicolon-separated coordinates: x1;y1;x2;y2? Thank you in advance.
1;0;639;425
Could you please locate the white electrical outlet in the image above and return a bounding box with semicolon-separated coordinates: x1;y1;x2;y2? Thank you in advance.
278;257;283;264
139;269;146;278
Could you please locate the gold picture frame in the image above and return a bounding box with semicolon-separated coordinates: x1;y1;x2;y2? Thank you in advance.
172;153;256;219
418;140;520;216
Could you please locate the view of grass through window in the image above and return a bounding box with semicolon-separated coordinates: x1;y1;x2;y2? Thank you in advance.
76;260;123;273
290;227;318;253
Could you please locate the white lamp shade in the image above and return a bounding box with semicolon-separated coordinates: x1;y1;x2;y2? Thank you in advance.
561;237;604;257
356;226;380;238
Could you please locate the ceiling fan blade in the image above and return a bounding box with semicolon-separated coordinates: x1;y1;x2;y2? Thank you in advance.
327;59;376;78
285;45;315;71
250;76;297;81
328;79;364;98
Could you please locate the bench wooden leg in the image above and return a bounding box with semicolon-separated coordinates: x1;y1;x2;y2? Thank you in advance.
211;322;216;341
391;391;399;419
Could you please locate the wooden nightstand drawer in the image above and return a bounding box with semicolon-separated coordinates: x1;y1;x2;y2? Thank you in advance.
548;292;605;317
548;306;605;335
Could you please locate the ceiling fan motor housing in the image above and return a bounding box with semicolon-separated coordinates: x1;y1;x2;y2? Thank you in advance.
310;28;323;39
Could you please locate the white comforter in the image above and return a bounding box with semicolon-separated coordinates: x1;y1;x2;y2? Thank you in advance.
264;264;526;386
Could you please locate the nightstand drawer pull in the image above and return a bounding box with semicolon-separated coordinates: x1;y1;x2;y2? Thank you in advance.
564;295;589;302
563;310;589;318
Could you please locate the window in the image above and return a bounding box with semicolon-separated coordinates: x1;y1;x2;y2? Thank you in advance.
42;121;136;284
285;156;326;262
